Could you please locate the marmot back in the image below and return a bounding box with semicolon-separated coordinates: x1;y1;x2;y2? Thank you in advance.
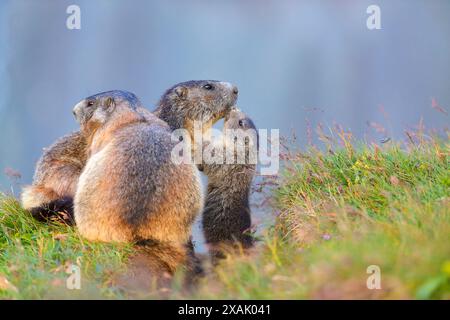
73;91;202;276
20;107;162;223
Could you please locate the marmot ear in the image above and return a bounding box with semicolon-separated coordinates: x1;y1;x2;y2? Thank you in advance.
175;86;188;99
105;97;115;109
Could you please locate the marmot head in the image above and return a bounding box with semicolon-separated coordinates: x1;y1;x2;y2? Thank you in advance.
202;107;258;185
225;107;258;147
224;107;257;132
156;80;238;131
222;107;259;167
72;90;142;134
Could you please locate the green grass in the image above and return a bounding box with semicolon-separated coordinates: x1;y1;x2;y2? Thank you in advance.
1;135;449;299
0;196;133;299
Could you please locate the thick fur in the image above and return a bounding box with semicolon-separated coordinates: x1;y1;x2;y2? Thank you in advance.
113;237;202;295
21;131;87;224
21;107;165;223
135;238;203;279
21;82;237;281
22;81;237;223
30;196;75;224
21;90;145;216
73;91;203;278
201;108;258;260
154;80;238;141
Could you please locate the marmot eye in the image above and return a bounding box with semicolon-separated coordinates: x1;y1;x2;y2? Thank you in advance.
203;84;214;90
238;119;244;127
87;100;95;107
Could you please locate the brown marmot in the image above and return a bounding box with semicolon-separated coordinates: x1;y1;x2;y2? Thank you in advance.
200;107;258;261
72;91;202;276
20;131;86;224
20;104;162;224
154;80;238;137
21;81;238;223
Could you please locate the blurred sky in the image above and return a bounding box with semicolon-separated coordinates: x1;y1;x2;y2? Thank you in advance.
0;0;449;188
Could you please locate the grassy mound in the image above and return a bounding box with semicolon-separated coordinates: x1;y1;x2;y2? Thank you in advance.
0;135;449;299
189;137;450;299
0;196;132;299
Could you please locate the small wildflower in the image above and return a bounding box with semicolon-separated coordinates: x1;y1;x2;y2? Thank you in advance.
389;176;400;186
322;234;332;241
4;167;21;180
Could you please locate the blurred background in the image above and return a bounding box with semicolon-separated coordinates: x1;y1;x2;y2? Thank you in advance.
0;1;449;248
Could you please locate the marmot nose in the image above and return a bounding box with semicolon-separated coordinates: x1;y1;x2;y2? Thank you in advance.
72;101;83;119
232;86;239;95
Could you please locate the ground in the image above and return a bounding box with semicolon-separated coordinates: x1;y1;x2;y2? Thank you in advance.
0;130;449;299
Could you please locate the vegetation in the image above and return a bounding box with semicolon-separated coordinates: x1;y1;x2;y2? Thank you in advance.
189;133;449;299
0;196;132;299
0;131;449;299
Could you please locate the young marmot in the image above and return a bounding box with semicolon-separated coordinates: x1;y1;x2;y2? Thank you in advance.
201;108;258;261
72;91;202;275
21;81;237;223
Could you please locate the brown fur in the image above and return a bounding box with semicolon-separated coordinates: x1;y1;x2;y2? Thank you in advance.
154;80;238;143
21;131;87;223
201;108;258;262
20;106;162;223
73;92;202;280
21;81;238;283
22;81;237;224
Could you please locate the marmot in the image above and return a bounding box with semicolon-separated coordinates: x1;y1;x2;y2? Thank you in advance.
20;107;164;224
20;131;87;224
201;107;258;261
154;80;238;138
72;91;202;276
21;81;237;223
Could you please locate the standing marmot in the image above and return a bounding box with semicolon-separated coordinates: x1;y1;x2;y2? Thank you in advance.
201;107;258;261
72;91;202;275
21;81;238;223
